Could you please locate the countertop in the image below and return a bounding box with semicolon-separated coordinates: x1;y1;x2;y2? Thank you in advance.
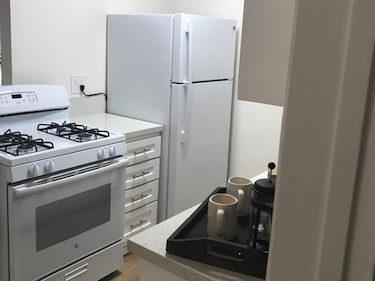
70;113;163;141
128;173;267;281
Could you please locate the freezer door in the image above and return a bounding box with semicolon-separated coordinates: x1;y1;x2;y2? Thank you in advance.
168;81;233;217
172;14;237;83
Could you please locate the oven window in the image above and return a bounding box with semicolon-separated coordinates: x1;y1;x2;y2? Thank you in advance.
35;184;111;251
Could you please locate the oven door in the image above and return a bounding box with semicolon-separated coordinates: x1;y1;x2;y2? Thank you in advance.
9;157;127;281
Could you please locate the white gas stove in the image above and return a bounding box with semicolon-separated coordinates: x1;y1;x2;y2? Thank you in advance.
0;85;127;281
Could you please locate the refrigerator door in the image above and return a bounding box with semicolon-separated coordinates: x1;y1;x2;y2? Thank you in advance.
172;14;237;83
107;14;173;221
168;81;233;217
107;14;173;124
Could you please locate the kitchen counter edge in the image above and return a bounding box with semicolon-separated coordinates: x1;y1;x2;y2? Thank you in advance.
70;113;163;141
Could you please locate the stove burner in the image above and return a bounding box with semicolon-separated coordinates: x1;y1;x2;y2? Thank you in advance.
0;129;28;144
0;134;11;143
17;143;36;152
37;121;110;143
0;129;54;156
77;132;93;140
57;127;68;133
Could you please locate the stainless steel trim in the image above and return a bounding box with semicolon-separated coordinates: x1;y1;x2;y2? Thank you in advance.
130;219;147;230
132;171;149;180
131;194;149;203
133;148;151;156
65;263;88;281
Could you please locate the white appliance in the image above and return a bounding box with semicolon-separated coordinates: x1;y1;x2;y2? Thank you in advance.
107;13;236;219
0;85;127;281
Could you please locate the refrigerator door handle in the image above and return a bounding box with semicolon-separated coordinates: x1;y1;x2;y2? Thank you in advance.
179;84;190;144
184;20;194;83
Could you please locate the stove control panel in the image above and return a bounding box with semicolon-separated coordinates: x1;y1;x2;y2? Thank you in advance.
0;91;38;107
28;164;40;177
97;148;106;159
109;146;117;157
44;160;55;173
6;142;127;183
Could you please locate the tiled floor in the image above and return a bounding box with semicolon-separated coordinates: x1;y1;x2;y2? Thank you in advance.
100;253;140;281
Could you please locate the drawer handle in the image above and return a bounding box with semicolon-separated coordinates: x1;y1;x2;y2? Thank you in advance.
132;171;150;180
65;263;88;281
131;194;147;203
131;219;148;229
134;148;152;156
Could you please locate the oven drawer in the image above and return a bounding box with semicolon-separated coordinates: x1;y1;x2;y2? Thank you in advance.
125;158;160;190
125;180;159;213
40;240;123;281
127;136;161;166
123;201;158;243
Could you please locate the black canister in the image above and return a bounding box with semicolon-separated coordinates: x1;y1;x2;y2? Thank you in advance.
248;162;276;254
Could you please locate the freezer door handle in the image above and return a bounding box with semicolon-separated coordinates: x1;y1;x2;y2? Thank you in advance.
184;20;193;84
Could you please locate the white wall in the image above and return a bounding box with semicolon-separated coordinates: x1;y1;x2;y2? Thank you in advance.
7;0;174;116
108;0;173;13
5;0;284;178
231;102;283;177
8;0;109;114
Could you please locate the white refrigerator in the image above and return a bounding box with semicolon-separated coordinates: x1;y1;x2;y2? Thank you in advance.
107;13;237;220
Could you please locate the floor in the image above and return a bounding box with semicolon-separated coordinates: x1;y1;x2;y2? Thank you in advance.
100;253;140;281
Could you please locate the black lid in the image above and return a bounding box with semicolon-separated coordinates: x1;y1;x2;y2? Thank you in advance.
253;179;275;197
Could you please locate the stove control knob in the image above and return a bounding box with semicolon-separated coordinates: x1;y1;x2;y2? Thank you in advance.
109;146;117;157
44;160;55;173
28;164;40;177
98;148;106;159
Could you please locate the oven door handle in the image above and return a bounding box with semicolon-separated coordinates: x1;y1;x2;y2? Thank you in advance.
13;157;129;198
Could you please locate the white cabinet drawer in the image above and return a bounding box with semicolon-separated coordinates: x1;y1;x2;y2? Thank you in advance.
125;158;160;190
123;201;158;243
125;180;159;213
127;136;161;166
41;241;122;281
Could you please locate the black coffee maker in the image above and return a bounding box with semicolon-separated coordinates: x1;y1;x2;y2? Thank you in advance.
248;162;276;254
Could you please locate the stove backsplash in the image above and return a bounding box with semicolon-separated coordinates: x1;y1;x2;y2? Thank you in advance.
69;95;105;118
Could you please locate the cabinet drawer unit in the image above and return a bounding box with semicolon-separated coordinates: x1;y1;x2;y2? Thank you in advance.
40;241;123;281
125;180;159;213
127;136;161;166
123;201;158;243
125;158;160;190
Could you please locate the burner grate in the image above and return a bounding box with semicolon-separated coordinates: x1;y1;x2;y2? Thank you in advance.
0;129;54;156
37;121;110;142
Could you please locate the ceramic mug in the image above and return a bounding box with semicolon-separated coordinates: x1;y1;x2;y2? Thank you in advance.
227;176;253;216
207;193;238;240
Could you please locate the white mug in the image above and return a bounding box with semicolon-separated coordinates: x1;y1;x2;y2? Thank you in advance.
227;176;253;216
207;193;238;240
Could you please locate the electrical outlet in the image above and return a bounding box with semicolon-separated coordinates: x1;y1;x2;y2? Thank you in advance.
71;74;86;94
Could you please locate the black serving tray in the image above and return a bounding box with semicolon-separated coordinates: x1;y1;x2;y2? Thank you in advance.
166;187;268;279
